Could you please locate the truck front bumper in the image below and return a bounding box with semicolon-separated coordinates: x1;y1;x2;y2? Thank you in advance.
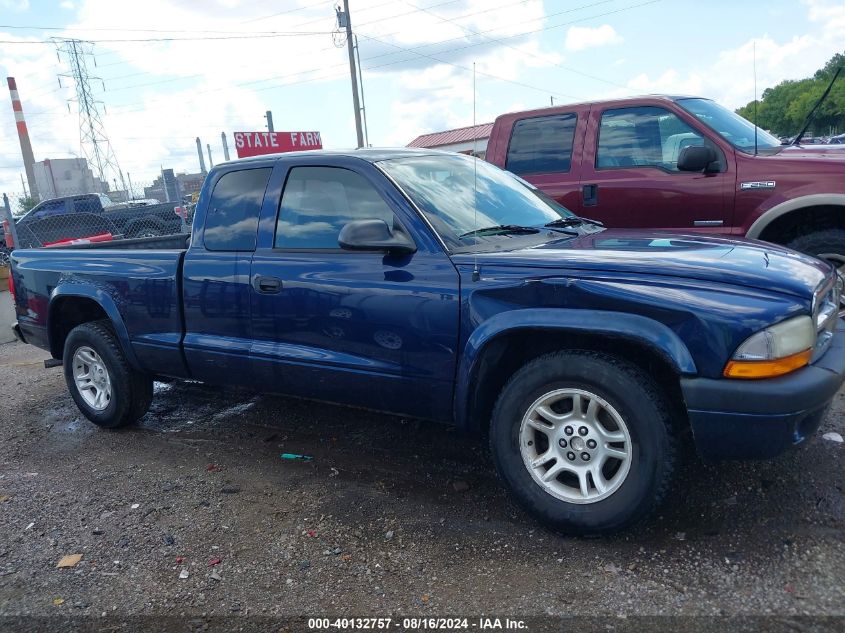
681;325;845;460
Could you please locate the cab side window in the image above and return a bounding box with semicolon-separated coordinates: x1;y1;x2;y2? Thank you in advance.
275;166;395;250
596;106;705;171
506;113;577;176
204;168;271;251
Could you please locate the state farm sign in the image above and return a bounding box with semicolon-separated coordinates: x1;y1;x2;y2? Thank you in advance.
234;131;323;158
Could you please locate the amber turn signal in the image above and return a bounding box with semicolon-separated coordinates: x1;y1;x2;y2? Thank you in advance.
723;349;812;379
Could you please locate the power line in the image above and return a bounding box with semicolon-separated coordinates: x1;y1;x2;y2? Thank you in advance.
395;0;632;90
10;0;548;103
10;0;656;136
0;31;335;44
241;0;334;24
91;0;630;112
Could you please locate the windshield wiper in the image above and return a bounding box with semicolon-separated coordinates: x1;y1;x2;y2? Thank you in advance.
459;224;540;238
545;216;604;228
792;66;842;146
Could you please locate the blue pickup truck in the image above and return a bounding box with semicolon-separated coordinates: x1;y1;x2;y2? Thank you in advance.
9;149;845;534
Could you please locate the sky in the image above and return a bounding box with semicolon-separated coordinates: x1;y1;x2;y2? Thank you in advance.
0;0;843;200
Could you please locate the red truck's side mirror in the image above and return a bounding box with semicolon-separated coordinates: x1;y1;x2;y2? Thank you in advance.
677;146;719;173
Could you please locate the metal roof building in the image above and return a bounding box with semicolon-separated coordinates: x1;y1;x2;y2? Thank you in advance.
407;122;492;157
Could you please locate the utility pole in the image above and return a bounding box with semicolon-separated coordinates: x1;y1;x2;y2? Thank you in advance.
265;110;274;133
353;34;369;147
339;0;364;148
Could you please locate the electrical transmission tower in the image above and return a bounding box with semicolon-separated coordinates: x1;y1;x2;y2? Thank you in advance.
54;38;125;193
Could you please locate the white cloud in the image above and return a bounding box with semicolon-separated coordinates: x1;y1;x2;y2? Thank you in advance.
60;1;75;9
608;0;845;109
564;25;621;52
0;0;29;11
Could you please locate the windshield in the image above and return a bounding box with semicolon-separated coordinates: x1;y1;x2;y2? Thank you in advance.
676;98;781;153
378;154;576;251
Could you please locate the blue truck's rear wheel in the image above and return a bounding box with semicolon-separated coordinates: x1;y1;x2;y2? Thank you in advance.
63;320;153;428
489;351;677;535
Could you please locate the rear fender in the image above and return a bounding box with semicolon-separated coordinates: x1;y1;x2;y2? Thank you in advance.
48;284;141;369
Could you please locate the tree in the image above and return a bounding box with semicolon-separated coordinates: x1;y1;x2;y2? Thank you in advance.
736;50;845;137
16;196;37;215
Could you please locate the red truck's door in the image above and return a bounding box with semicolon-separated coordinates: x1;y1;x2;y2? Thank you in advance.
578;103;733;232
490;105;590;214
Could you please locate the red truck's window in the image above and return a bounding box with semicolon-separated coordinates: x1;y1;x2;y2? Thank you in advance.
596;106;704;171
505;113;577;176
204;168;271;251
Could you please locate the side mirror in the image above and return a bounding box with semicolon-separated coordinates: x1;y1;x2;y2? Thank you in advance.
677;145;719;172
338;219;416;255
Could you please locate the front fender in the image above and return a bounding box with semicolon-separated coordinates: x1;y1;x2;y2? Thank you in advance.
48;284;141;369
453;308;696;430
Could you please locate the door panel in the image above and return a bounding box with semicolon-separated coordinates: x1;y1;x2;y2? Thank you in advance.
181;165;273;385
579;104;732;232
250;251;459;420
183;250;254;384
249;161;460;421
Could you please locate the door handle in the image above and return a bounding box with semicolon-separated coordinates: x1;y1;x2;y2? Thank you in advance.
253;275;283;294
582;184;598;207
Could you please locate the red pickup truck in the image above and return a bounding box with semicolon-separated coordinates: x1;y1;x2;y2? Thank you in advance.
486;95;845;268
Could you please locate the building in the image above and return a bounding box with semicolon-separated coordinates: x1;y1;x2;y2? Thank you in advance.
407;122;493;158
32;158;108;200
143;171;206;204
177;172;205;200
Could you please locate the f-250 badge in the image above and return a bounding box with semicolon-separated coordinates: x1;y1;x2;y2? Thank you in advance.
740;181;776;190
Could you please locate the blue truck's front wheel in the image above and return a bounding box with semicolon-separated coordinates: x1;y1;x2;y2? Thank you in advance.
62;320;153;428
489;351;677;535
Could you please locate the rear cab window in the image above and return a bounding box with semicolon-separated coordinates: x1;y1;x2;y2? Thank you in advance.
505;113;577;175
203;168;272;251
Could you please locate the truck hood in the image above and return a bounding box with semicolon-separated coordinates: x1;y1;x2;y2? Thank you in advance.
456;230;832;299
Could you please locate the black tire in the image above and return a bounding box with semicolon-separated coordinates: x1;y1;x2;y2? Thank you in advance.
63;320;153;428
489;351;677;535
786;229;845;270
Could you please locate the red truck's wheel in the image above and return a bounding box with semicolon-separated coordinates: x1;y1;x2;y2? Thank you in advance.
787;229;845;274
63;320;153;428
489;351;677;535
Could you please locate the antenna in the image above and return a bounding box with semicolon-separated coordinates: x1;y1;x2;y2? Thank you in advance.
472;61;480;283
753;41;758;156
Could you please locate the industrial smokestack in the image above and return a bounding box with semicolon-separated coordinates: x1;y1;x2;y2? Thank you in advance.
207;143;214;169
7;77;39;200
221;132;230;161
196;137;207;174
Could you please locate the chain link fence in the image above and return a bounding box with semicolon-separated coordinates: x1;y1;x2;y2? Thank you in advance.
2;182;199;261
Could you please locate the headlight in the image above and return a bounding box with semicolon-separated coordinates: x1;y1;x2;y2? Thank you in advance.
723;315;814;379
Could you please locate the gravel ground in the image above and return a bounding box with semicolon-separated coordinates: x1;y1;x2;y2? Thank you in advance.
0;339;843;630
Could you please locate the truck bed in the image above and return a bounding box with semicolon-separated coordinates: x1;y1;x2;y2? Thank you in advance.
11;240;188;376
